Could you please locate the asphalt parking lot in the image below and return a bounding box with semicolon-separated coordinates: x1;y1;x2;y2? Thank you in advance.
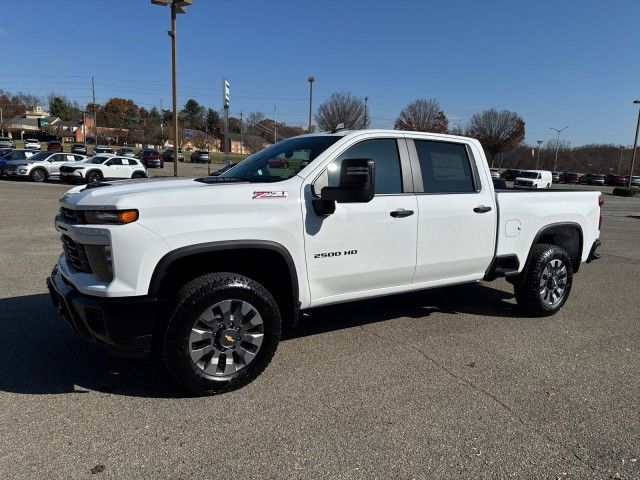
0;179;638;479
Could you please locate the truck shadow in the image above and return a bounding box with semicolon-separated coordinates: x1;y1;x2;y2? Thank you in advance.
0;283;516;398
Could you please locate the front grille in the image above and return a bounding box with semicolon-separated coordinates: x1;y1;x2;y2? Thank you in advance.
60;165;80;173
61;235;92;273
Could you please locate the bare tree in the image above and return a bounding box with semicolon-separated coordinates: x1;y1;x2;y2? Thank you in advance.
315;91;368;131
466;109;525;166
394;99;448;133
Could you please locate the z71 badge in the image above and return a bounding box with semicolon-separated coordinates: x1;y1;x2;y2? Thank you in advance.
252;191;287;199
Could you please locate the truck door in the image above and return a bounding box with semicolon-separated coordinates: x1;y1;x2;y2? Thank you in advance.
409;139;496;283
303;137;418;304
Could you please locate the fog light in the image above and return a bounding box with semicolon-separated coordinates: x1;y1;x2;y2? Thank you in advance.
85;245;114;282
19;169;27;174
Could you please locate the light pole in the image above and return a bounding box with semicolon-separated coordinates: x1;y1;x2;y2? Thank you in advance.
151;0;192;177
551;126;568;173
307;75;315;132
618;146;625;174
628;100;640;189
536;140;543;169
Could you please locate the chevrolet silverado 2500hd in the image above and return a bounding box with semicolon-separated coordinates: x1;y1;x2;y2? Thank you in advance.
47;130;602;394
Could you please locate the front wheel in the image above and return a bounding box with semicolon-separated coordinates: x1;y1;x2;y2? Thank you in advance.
30;168;47;183
86;171;102;183
160;272;281;395
514;244;573;316
131;171;146;179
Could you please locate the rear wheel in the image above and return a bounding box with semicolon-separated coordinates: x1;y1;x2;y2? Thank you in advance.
514;244;573;316
30;168;47;183
86;171;102;183
160;272;281;395
132;171;146;179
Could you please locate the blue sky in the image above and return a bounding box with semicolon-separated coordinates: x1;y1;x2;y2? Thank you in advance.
0;0;638;146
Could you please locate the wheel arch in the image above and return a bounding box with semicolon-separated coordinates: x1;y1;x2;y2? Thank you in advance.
149;240;300;326
525;222;583;274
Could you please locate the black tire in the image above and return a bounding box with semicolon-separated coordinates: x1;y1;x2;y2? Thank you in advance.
86;170;102;183
131;171;146;179
160;272;281;395
30;168;47;183
514;243;573;316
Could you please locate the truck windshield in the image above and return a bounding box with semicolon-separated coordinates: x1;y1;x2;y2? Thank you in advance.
519;172;539;179
221;135;342;182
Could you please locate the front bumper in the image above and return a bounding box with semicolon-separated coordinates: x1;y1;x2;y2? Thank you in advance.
47;265;157;357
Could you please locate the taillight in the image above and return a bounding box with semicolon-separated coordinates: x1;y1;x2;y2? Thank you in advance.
598;195;604;230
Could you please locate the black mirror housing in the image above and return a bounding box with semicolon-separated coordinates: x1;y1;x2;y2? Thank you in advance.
321;158;375;203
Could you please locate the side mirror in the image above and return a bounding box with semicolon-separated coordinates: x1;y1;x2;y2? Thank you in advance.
312;158;375;216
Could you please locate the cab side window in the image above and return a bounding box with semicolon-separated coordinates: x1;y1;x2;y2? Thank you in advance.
315;139;403;195
414;140;475;193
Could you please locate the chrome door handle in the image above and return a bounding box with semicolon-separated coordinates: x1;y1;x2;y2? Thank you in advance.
390;209;414;218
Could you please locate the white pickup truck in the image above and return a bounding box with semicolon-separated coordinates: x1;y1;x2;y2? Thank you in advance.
47;130;602;394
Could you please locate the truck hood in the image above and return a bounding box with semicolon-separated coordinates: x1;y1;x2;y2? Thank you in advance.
59;176;297;209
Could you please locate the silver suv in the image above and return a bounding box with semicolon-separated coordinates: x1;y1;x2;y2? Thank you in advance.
3;151;87;182
0;137;16;148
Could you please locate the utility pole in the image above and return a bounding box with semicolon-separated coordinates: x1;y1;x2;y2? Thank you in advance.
551;126;568;172
92;76;97;149
364;96;369;128
160;98;164;145
628;100;640;189
307;75;315;132
239;110;243;155
223;79;230;164
273;105;277;143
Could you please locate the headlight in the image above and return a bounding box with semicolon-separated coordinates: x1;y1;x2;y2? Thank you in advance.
83;209;139;224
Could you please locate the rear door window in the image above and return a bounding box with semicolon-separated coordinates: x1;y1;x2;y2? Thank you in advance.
414;140;475;193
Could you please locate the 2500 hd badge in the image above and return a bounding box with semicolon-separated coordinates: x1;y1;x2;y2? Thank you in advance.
314;250;358;258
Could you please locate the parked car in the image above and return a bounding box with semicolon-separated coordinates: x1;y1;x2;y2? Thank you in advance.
139;149;163;168
0;148;13;159
579;173;605;185
562;172;581;184
94;145;115;155
3;152;86;182
631;176;640;187
47;130;603;394
489;168;500;180
117;147;136;158
492;178;508;189
552;171;561;183
501;169;522;181
605;174;629;186
190;150;211;163
0;149;37;175
24;138;41;150
162;148;184;162
47;141;63;152
59;155;147;183
513;170;553;189
0;137;15;148
71;144;88;155
267;157;290;168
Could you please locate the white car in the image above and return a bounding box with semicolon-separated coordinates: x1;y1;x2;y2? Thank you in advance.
59;155;148;183
24;138;41;150
48;129;603;395
513;170;553;189
3;151;86;182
